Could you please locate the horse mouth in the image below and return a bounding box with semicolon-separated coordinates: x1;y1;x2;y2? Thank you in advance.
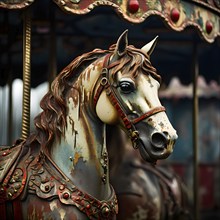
138;138;175;164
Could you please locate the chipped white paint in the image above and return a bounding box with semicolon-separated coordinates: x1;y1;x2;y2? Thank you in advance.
62;62;103;164
65;97;90;162
51;58;112;199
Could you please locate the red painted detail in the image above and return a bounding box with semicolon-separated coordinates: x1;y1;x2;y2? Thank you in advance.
86;204;91;209
206;21;213;34
2;151;10;156
63;192;70;200
128;0;139;14
170;8;180;23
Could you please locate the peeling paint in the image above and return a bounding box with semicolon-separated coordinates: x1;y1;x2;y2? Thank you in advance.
73;151;83;166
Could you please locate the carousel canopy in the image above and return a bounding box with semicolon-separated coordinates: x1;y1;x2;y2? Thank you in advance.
0;0;220;87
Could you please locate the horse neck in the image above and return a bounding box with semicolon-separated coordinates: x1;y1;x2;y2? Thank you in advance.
51;64;111;200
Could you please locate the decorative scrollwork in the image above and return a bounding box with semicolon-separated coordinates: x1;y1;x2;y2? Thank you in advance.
0;0;34;9
1;0;220;42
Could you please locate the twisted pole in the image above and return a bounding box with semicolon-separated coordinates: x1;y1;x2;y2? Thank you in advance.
21;9;31;139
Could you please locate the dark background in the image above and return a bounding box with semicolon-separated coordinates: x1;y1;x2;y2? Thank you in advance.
0;1;220;87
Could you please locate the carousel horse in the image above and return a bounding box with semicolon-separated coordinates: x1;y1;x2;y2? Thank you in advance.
107;126;192;220
0;30;178;220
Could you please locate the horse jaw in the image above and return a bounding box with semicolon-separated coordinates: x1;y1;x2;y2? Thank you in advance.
96;92;119;125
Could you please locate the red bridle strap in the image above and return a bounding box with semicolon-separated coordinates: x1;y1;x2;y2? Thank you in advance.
131;106;166;125
94;73;134;130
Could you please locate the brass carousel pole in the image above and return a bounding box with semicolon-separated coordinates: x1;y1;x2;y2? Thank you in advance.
192;42;200;220
21;8;31;139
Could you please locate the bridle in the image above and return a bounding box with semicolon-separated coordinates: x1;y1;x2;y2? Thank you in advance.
94;53;166;148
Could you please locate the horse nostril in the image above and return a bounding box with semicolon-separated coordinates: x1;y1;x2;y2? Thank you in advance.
163;131;169;137
151;132;168;149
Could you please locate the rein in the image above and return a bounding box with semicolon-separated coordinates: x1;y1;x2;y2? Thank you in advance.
94;53;166;148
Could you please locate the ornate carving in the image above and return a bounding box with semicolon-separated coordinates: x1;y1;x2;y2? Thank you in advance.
6;168;23;199
1;0;219;42
0;141;34;201
51;0;220;42
0;0;34;9
0;145;118;219
27;153;118;219
100;151;108;184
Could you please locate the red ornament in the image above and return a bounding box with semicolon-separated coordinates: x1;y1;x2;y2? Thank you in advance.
63;192;70;199
206;21;213;34
170;8;180;23
128;0;139;14
2;150;10;156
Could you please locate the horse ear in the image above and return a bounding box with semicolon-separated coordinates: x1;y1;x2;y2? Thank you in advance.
141;36;158;56
114;30;128;57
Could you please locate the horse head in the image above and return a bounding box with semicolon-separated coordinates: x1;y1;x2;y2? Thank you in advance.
94;30;178;164
33;31;177;195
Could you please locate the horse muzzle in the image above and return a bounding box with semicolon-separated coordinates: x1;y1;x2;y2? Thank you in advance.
136;127;178;163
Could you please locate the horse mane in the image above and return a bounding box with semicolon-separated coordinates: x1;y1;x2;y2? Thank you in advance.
26;48;108;152
26;44;160;153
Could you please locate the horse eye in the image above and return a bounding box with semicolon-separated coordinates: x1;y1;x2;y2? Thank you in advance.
119;81;135;94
